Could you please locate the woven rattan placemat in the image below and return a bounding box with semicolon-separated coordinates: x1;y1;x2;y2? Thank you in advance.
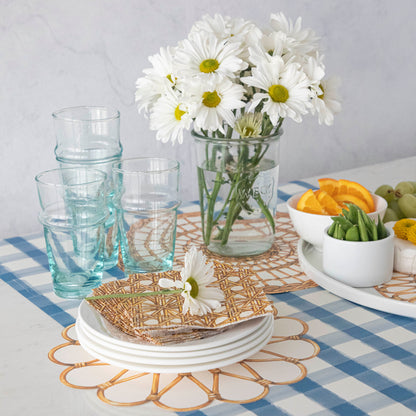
87;261;275;344
119;212;317;295
174;212;316;294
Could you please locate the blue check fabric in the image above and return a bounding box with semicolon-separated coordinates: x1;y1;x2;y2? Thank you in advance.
2;180;416;416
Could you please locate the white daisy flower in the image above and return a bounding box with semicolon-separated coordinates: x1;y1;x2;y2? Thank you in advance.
149;88;193;145
303;55;325;95
191;14;261;42
135;46;177;113
242;56;311;124
187;77;246;133
159;246;224;316
311;77;342;126
190;14;262;59
269;12;320;57
175;32;247;80
234;112;263;138
248;31;288;65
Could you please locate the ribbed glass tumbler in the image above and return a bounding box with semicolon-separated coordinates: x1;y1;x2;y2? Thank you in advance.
53;106;123;270
113;158;181;274
35;168;107;299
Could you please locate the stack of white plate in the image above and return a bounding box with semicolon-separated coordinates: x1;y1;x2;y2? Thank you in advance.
75;301;274;373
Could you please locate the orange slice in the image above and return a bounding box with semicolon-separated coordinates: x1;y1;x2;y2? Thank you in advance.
333;194;370;213
318;178;339;196
337;179;375;212
317;190;343;215
297;189;326;214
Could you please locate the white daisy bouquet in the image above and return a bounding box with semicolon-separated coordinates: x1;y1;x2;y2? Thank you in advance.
135;13;341;250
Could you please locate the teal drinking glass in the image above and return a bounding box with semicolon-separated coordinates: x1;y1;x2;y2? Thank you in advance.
112;158;181;274
35;168;107;299
53;106;122;270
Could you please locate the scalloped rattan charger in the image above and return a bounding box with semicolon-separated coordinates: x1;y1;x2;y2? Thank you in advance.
48;213;322;411
49;316;320;412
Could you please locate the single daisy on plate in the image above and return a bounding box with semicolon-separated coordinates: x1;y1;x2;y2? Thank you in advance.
188;77;246;133
175;31;247;80
135;46;177;113
159;246;224;316
149;88;193;145
311;76;342;126
242;55;311;124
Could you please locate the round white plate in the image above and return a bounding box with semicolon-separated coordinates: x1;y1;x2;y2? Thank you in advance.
78;300;269;352
78;313;271;358
298;239;416;318
76;315;273;366
75;318;274;373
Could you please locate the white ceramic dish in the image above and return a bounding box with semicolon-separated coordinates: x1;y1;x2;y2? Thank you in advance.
385;221;416;274
322;227;394;287
287;193;387;250
76;316;273;367
75;318;274;373
298;239;416;318
78;300;270;352
78;313;272;358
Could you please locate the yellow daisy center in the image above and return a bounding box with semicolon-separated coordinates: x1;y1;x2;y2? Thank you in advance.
200;59;219;74
186;277;199;298
202;91;221;108
268;84;289;103
174;105;186;121
318;83;325;99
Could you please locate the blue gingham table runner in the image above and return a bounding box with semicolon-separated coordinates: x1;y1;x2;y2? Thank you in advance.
2;180;416;416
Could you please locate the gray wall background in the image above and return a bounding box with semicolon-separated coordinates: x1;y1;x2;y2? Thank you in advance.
1;0;415;238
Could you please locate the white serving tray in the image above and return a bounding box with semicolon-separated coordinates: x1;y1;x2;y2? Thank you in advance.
297;239;416;319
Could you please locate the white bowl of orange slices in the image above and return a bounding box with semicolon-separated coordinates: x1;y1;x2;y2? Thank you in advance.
287;178;387;250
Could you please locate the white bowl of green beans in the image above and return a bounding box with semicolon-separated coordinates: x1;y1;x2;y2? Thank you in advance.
322;204;394;287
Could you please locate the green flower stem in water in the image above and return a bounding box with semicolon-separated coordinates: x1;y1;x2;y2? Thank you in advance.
220;172;258;245
218;142;261;244
85;289;183;301
255;193;275;231
204;171;223;246
198;125;279;248
197;168;207;242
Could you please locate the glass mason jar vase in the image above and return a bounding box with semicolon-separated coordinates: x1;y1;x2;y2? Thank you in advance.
193;129;281;257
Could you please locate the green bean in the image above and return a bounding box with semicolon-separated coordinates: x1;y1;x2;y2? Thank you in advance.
334;223;345;240
357;210;369;241
345;225;360;241
331;216;354;232
327;222;336;237
345;204;359;224
370;221;378;241
377;215;388;239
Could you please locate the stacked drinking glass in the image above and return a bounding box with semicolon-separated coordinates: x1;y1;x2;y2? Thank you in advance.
52;106;123;271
